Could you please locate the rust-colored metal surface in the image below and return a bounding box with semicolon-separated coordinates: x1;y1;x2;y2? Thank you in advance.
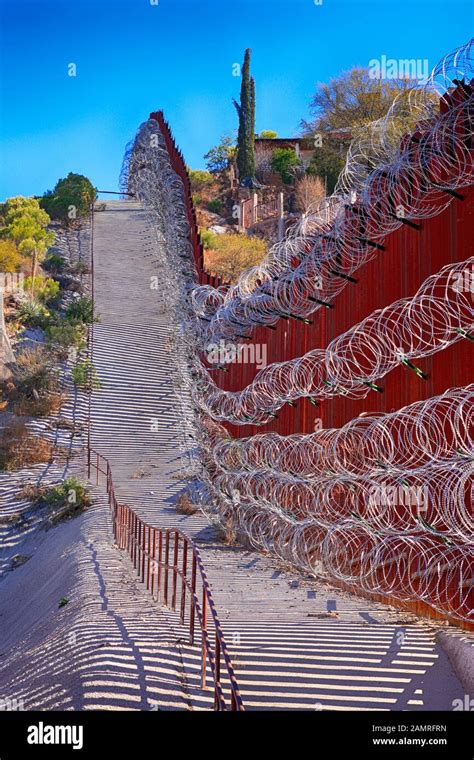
152;108;473;630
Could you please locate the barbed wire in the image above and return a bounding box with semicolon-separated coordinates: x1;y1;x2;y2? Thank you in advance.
122;39;474;623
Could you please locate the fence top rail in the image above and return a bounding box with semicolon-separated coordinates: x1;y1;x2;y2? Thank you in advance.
87;447;244;710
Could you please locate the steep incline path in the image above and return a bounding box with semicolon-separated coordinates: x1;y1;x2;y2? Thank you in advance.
90;199;465;711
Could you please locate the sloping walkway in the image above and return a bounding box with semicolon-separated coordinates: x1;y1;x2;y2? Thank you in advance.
89;199;465;711
0;219;197;711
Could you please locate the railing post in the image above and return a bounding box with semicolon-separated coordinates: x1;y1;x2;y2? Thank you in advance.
157;531;163;602
201;588;208;690
252;192;258;225
121;506;125;551
87;446;91;479
114;504;119;545
127;508;132;553
214;634;221;710
190;554;197;645
151;528;157;598
172;530;178;611
180;541;188;626
146;526;151;591
96;452;99;486
164;532;170;606
133;514;138;569
141;521;146;583
278;191;285;241
107;463;111;505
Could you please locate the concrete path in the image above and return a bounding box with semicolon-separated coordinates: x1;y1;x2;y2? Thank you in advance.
88;199;466;711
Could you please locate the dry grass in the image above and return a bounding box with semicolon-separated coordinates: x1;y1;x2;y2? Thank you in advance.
13;391;63;417
215;520;237;545
18;482;49;502
0;512;23;527
175;492;198;515
2;346;61;417
294;175;326;213
0;419;54;470
56;417;79;431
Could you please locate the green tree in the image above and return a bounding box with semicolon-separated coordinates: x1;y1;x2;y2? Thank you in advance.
306;148;344;195
259;130;278;139
41;173;96;223
302;68;417;193
303;68;413;134
1;197;55;289
0;240;23;272
271;148;301;184
204;136;235;174
233;49;256;184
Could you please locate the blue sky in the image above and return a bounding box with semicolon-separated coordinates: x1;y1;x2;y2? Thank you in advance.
0;0;472;200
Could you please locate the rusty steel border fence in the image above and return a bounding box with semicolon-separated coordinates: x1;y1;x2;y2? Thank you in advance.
85;202;244;712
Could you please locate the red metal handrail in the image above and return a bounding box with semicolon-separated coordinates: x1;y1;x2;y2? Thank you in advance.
87;448;244;711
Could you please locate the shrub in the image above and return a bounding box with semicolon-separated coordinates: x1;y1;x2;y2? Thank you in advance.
215;519;237;545
43;253;66;274
294;175;326;213
68;261;90;275
13;391;63;417
72;359;101;390
19;475;92;523
16;298;53;329
199;228;218;250
271;148;301;184
204;233;267;283
8;346;58;398
65;296;96;324
45;321;86;353
0;419;54;470
204;136;235;174
1;196;54;279
259;130;278;139
307;150;344;196
176;491;198;515
41;173;96;223
24;274;60;304
6;345;60;417
188;169;214;191
207;198;224;214
0;240;23;272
